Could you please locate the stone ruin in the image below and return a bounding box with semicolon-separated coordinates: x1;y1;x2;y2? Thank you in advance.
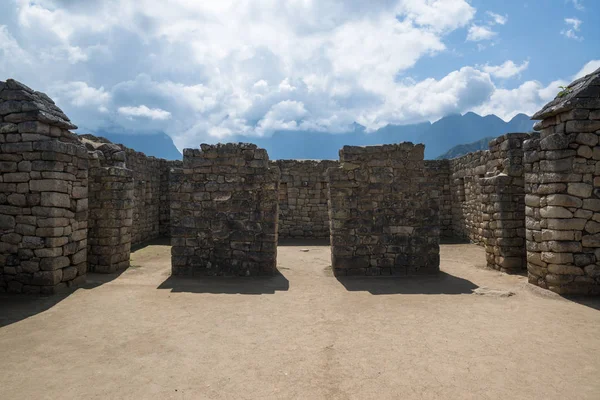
328;143;440;276
169;143;279;276
1;67;600;295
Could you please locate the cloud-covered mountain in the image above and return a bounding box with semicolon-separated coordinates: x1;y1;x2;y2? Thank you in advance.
230;112;533;160
93;112;532;161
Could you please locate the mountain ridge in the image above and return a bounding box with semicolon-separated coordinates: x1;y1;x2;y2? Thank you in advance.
87;112;534;161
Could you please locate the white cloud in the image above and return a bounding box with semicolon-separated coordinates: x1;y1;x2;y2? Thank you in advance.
50;81;111;108
561;18;583;40
486;12;507;25
569;0;585;11
482;60;529;79
3;0;588;152
473;79;566;121
574;60;600;79
118;105;172;120
467;25;497;42
396;0;476;32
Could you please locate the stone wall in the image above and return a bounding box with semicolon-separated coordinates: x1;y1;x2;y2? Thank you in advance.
81;134;180;246
271;159;338;239
448;151;489;244
424;160;452;237
0;79;89;294
170;143;280;276
447;134;528;272
87;160;134;273
327;143;440;276
524;68;600;295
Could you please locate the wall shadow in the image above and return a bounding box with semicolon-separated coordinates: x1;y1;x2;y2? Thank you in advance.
563;295;600;311
0;292;70;328
157;270;289;295
0;269;127;328
336;271;478;295
130;236;171;252
440;236;472;245
278;238;330;247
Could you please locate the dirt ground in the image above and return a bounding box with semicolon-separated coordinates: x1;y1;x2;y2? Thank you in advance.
1;240;599;400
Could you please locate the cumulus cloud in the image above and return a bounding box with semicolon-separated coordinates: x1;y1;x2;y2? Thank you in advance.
482;60;529;79
50;81;111;108
0;0;592;152
574;60;600;79
466;25;497;42
118;105;172;120
569;0;585;11
486;12;507;25
562;18;583;40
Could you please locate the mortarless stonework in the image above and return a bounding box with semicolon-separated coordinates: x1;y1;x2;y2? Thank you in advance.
271;159;339;239
327;143;440;276
170;143;280;276
0;79;89;294
424;160;453;237
447;134;528;272
81;134;181;246
524;68;600;295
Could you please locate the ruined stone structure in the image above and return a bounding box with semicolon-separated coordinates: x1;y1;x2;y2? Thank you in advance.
524;69;600;294
272;159;339;239
424;160;453;237
2;69;600;296
327;143;440;276
0;80;88;294
170;143;280;276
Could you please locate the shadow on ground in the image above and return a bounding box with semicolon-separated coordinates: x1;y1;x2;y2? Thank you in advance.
0;269;126;328
336;271;479;295
157;270;289;295
277;238;330;247
563;295;600;311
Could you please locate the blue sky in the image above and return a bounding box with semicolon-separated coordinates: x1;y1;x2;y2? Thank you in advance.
0;0;598;151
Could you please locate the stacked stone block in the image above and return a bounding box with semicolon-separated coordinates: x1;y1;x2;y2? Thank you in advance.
170;143;280;276
159;160;183;237
271;159;339;239
524;68;600;295
424;160;453;237
87;153;134;273
0;79;88;294
327;143;440;276
449;151;490;244
81;134;179;246
480;134;528;272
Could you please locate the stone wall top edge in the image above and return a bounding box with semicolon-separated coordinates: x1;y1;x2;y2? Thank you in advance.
79;133;177;163
0;78;77;130
341;142;424;153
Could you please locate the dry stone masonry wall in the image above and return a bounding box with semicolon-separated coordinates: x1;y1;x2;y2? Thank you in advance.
327;143;440;276
424;160;452;237
170;143;280;276
525;68;600;295
3;71;600;297
272;159;339;239
0;79;89;294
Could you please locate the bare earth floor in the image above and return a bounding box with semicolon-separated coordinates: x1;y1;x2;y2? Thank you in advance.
1;240;599;400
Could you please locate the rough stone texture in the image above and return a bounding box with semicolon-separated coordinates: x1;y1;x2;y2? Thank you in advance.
87;161;134;273
525;67;600;295
81;134;182;246
424;160;453;237
327;143;440;276
271;159;339;239
170;143;280;276
447;134;528;273
0;79;88;294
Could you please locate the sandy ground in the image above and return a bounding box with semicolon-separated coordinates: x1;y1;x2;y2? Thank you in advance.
1;239;599;400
